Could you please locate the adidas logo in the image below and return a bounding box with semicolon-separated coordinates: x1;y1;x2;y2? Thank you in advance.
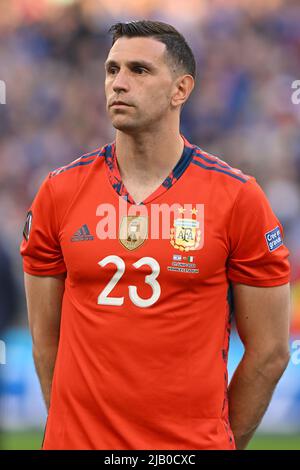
71;224;94;242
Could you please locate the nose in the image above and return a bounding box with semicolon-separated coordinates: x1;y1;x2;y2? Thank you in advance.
112;69;130;94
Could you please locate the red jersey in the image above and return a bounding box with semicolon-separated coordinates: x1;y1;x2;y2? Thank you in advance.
20;134;290;449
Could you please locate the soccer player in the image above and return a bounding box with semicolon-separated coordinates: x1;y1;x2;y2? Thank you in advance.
20;21;291;450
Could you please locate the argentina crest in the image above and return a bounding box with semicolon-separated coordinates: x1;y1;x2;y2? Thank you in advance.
170;205;204;251
119;216;148;250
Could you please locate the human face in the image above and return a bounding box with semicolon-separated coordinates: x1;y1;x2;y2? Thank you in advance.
105;37;176;132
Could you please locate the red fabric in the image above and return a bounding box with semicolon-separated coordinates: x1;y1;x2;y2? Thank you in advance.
20;136;290;449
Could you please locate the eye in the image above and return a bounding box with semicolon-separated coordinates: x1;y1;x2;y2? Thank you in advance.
133;67;147;74
107;67;118;75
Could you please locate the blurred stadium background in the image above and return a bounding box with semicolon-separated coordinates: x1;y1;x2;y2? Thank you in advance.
0;0;300;450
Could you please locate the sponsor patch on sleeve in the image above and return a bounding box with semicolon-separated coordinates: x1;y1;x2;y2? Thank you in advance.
23;210;32;241
265;226;283;252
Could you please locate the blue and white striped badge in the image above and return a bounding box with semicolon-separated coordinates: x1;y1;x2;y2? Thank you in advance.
265;226;283;252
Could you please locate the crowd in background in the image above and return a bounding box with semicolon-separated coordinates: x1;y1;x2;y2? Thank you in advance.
0;0;300;331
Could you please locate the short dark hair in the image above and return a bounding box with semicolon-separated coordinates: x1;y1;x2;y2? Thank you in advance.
108;20;196;80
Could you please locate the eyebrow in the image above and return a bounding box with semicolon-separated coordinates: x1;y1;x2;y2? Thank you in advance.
104;59;158;71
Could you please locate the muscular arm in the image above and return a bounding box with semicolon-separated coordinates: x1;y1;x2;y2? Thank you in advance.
24;272;66;411
228;283;291;450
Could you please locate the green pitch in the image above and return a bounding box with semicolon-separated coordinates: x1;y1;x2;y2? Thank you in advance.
0;431;300;450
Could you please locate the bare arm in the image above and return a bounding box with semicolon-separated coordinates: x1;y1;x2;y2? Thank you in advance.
228;282;291;450
24;272;66;411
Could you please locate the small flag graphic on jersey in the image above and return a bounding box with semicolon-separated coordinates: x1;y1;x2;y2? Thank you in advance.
173;254;182;261
183;255;194;262
71;224;94;241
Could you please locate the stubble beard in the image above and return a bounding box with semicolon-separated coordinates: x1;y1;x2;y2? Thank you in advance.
112;106;169;135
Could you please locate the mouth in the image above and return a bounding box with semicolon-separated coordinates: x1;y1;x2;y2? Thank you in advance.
110;102;132;107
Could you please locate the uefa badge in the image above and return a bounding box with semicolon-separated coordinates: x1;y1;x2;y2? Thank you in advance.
119;216;148;250
170;206;202;251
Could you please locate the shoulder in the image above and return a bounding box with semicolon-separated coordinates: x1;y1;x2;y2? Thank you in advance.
45;145;108;200
40;145;108;219
49;146;106;179
189;145;265;208
191;145;253;186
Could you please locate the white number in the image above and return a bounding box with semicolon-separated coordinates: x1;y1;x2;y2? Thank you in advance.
97;256;161;308
129;257;161;308
97;255;125;305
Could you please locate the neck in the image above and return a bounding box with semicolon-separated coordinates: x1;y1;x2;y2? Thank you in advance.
114;126;185;183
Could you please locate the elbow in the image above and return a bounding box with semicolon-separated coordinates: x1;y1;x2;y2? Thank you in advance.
269;351;290;385
271;348;290;375
31;333;60;360
30;324;60;351
247;346;290;383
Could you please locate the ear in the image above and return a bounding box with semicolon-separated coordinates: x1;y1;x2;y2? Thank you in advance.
171;75;195;108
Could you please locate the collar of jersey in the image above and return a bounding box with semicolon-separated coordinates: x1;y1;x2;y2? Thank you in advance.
104;134;195;205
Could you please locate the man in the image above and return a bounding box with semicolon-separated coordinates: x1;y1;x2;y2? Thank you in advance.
20;20;291;450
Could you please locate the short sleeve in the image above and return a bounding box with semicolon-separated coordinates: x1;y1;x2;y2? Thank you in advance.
20;175;66;276
227;178;290;287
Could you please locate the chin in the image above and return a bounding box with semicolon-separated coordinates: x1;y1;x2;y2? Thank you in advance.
111;119;144;133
